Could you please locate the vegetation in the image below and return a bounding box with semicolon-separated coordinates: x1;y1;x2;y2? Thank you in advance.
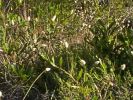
0;0;133;99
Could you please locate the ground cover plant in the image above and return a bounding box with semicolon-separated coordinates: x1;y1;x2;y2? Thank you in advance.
0;0;133;100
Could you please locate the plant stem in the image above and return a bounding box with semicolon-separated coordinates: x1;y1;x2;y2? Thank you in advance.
23;69;46;100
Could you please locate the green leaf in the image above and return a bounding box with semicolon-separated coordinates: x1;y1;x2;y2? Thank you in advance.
77;69;83;81
52;56;55;64
59;56;63;67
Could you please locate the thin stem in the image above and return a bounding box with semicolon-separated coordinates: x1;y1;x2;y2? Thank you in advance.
23;69;46;100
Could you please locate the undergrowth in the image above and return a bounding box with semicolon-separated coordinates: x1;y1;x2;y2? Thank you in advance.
0;0;133;100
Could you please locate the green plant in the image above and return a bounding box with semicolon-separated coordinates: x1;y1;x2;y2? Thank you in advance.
0;0;133;99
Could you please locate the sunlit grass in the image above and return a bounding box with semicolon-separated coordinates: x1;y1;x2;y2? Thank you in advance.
0;0;132;99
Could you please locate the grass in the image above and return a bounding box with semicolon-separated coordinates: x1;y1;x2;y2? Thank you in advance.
0;0;133;100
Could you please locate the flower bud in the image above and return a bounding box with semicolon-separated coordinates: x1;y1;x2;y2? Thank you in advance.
94;61;100;65
80;59;86;66
121;64;126;70
45;68;51;72
0;91;3;97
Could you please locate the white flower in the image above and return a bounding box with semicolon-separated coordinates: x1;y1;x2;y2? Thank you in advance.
32;48;36;52
121;64;126;70
5;23;8;26
61;40;69;48
71;10;74;14
82;23;87;27
45;68;51;72
94;61;100;65
88;25;91;28
64;41;69;48
27;16;31;21
80;59;86;66
109;82;114;86
128;20;130;23
51;15;56;22
35;18;38;22
11;20;15;25
0;91;3;97
34;39;37;44
131;51;133;55
74;0;78;3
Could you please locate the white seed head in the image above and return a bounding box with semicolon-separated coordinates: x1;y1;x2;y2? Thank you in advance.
11;20;15;25
45;68;51;72
41;31;45;34
61;40;69;48
5;23;8;26
70;10;74;14
82;23;87;27
109;81;114;86
34;39;37;44
27;16;31;21
80;59;86;66
94;61;100;65
121;64;126;70
128;20;130;23
0;91;3;97
88;25;91;28
32;48;36;52
74;0;78;3
64;41;69;48
51;15;56;22
131;51;133;55
35;18;38;22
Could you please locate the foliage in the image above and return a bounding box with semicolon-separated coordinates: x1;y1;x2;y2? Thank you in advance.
0;0;133;99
